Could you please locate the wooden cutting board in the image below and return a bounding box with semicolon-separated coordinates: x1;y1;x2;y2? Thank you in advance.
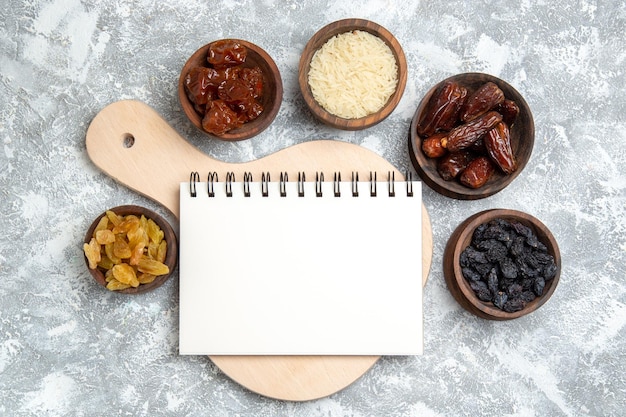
85;100;433;401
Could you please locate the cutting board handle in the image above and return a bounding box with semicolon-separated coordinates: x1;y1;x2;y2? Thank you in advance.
86;100;231;217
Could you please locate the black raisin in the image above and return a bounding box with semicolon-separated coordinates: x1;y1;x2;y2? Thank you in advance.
493;292;508;309
472;223;488;246
517;224;538;248
503;298;526;312
521;290;536;303
499;257;518;280
520;278;534;290
507;283;523;297
517;259;540;279
462;267;482;282
470;280;492;302
543;262;557;280
510;236;526;258
483;223;512;244
462;246;489;264
474;262;495;278
535;252;555;265
487;268;499;295
477;239;508;263
533;277;546;296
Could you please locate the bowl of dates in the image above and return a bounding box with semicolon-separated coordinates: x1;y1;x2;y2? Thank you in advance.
179;39;283;141
443;209;560;320
408;73;534;199
298;18;407;130
83;205;178;294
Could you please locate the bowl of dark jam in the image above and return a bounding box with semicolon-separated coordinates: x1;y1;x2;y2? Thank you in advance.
443;209;561;320
179;39;283;141
408;73;534;199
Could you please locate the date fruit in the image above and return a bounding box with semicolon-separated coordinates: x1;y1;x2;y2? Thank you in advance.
461;81;505;122
459;156;495;188
437;151;473;181
417;81;467;137
496;99;520;126
417;79;523;190
444;111;502;152
421;132;447;158
485;122;517;174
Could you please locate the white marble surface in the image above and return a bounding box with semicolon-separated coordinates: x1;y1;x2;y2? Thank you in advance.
1;0;625;415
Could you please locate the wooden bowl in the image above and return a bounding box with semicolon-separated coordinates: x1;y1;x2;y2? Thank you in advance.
178;39;283;141
298;19;407;130
443;209;560;320
408;73;534;199
83;205;178;294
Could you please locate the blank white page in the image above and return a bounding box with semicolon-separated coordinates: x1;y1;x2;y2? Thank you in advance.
179;177;422;355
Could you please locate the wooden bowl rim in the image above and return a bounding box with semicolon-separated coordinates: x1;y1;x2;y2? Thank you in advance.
444;209;561;320
84;205;178;295
409;72;535;200
178;39;283;141
298;18;407;130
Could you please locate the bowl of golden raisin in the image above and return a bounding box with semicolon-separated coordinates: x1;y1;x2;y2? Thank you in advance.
408;73;534;199
179;39;283;141
83;205;178;294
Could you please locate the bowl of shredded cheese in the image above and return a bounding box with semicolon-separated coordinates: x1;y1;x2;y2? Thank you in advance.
298;19;407;130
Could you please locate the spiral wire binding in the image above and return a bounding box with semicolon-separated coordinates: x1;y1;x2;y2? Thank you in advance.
190;171;200;197
298;172;306;197
261;172;270;197
334;172;341;197
207;172;218;197
225;172;235;197
243;172;252;197
370;172;377;197
388;171;395;197
188;170;416;198
351;172;359;197
280;172;288;197
405;171;414;197
316;172;324;197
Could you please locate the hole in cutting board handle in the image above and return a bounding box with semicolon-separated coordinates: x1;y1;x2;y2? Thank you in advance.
123;133;135;148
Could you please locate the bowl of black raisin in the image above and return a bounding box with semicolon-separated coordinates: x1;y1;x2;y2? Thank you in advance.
443;209;560;320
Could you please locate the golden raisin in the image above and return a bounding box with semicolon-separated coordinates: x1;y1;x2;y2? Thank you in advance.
112;263;140;287
85;210;170;291
129;240;146;266
95;229;115;245
137;257;169;276
113;235;132;259
137;273;157;284
146;219;164;244
106;210;122;226
156;241;167;263
83;238;101;269
106;279;131;291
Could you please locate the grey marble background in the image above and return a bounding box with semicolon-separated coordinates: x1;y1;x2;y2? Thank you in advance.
1;0;625;415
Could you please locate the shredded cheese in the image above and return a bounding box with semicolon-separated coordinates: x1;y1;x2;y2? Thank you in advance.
308;30;399;119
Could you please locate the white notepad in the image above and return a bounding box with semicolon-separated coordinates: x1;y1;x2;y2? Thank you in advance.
179;172;423;355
